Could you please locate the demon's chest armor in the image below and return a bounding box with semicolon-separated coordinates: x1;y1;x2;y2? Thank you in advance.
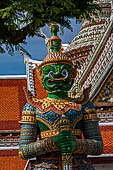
22;96;83;140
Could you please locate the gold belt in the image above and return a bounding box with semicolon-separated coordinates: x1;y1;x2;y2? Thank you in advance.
40;129;82;139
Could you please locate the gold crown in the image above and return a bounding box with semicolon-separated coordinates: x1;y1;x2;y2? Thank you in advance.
39;51;73;69
39;23;73;69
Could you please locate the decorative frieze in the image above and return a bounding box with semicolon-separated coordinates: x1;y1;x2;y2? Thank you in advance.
24;56;42;96
0;137;20;147
97;111;113;123
83;31;112;90
63;1;112;87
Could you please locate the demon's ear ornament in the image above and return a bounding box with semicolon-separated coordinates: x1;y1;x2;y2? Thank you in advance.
36;65;44;82
71;66;77;79
68;69;84;101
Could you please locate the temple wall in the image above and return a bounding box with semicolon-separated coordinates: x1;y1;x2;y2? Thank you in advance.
94;163;113;170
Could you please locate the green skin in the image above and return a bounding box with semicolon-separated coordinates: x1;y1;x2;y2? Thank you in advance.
50;26;60;52
51;26;57;36
42;64;77;153
51;40;60;52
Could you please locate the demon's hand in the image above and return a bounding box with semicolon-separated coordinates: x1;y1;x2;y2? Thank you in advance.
55;130;77;153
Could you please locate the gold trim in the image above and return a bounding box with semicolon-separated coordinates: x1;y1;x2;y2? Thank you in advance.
34;97;81;113
72;129;82;136
21;115;37;122
39;61;73;69
22;111;36;115
39;52;73;69
41;129;59;138
83;108;96;113
24;88;82;114
40;129;82;139
36;65;43;82
83;113;97;121
18;150;25;159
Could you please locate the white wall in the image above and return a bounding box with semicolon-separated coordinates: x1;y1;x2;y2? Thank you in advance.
94;164;113;170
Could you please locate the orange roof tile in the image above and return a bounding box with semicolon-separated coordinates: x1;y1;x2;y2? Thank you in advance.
33;69;48;99
100;126;113;154
0;86;20;121
0;155;27;170
0;79;27;130
0;150;27;170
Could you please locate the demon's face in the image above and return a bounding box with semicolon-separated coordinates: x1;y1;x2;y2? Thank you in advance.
42;64;75;93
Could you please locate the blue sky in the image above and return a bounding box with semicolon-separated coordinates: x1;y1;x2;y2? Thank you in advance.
0;19;82;75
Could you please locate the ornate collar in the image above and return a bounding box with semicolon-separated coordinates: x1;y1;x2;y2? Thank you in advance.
24;88;81;114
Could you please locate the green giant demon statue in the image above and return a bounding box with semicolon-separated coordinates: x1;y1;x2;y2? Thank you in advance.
19;24;103;170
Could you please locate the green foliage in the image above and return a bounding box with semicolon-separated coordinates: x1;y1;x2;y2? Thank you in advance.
0;0;100;54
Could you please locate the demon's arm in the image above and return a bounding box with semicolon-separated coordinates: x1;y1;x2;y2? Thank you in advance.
74;101;104;155
19;103;58;160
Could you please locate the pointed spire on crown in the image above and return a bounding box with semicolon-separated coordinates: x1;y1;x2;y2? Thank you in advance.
38;23;73;69
48;23;61;52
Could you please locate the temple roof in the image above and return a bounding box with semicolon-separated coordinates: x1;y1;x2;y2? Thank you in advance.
63;1;112;100
79;21;113;91
0;77;27;130
0;150;27;170
65;1;111;53
100;125;113;154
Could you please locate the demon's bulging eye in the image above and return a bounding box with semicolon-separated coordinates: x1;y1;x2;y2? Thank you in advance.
62;69;68;78
49;71;54;78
